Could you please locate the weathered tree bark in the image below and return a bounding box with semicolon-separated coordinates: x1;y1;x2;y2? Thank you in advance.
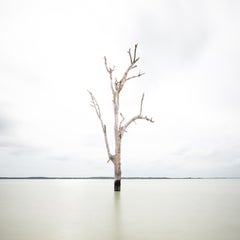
89;44;154;191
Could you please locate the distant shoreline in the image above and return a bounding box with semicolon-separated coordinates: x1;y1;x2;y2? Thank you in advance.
0;177;239;180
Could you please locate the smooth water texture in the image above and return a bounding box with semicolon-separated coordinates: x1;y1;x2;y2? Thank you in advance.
0;179;240;240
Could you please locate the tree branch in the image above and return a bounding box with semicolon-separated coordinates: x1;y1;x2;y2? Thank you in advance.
117;44;141;93
140;93;144;115
88;90;114;162
126;71;145;81
119;112;125;128
120;93;154;136
128;48;133;64
104;56;115;95
103;44;143;94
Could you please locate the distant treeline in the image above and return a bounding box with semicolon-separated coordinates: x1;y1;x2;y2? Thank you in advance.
0;177;237;180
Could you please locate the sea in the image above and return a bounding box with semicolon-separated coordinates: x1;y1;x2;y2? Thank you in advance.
0;179;240;240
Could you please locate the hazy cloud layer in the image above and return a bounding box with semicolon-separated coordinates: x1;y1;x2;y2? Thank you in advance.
0;0;240;177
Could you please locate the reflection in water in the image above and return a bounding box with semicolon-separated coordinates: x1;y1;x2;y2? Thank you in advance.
112;192;122;240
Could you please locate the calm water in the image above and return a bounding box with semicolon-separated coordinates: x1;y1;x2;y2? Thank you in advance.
0;179;240;240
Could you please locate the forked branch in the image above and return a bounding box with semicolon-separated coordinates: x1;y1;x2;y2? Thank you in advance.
120;93;154;136
104;44;144;94
128;43;139;64
118;44;142;92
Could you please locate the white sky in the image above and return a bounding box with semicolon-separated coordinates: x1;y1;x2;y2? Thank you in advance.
0;0;240;177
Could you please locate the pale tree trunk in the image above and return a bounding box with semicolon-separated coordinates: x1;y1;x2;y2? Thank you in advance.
88;44;154;191
113;91;121;191
114;156;121;191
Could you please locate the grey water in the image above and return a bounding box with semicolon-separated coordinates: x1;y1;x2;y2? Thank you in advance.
0;179;240;240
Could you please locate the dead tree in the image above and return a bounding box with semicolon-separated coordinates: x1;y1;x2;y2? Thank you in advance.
88;44;154;191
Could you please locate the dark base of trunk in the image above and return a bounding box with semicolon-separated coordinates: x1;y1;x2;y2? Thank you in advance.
114;180;121;191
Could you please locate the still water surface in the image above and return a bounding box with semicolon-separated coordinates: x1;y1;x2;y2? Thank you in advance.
0;179;240;240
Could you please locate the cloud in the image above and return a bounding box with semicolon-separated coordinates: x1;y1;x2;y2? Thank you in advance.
0;115;8;133
0;0;240;177
135;1;210;70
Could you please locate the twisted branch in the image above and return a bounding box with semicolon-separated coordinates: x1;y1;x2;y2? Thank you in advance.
88;90;114;162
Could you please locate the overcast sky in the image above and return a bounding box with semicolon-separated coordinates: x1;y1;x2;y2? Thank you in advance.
0;0;240;177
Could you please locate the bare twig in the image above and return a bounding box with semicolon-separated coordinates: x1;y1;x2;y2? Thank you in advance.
140;93;144;115
104;56;115;94
133;43;137;61
119;112;125;128
128;48;133;64
126;72;145;81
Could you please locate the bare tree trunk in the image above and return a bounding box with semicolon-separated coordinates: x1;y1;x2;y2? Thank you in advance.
113;90;121;191
88;44;154;192
114;156;121;191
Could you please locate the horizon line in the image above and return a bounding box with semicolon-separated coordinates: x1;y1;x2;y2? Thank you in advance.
0;176;240;179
